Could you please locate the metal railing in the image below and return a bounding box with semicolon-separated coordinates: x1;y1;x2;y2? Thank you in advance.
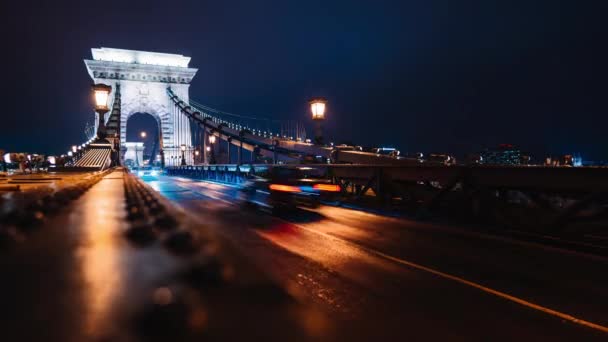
166;164;608;248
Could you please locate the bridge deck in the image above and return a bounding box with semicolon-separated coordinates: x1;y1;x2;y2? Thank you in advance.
2;169;608;340
0;170;332;341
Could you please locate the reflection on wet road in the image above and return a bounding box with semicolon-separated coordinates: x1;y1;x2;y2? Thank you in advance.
145;175;608;340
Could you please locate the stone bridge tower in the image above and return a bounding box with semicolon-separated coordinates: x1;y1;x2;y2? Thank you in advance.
84;47;198;163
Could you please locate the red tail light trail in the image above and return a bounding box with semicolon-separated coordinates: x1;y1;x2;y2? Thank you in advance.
269;184;302;192
313;184;341;192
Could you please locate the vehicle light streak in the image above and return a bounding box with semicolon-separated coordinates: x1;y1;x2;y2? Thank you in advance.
313;184;341;192
269;184;302;192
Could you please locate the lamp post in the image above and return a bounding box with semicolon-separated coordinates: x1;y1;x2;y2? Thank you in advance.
309;97;327;145
140;131;147;139
194;149;200;164
208;135;216;164
180;144;187;166
93;84;112;140
135;145;140;167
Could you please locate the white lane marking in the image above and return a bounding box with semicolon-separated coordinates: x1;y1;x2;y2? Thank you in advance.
283;220;608;334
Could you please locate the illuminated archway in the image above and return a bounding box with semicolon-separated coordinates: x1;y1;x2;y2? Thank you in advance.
84;47;198;164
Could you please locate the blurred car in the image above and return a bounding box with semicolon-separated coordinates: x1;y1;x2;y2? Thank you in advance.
240;166;341;213
135;166;161;177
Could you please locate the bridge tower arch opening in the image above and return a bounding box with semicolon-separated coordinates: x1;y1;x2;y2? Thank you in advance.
84;47;198;165
124;112;162;167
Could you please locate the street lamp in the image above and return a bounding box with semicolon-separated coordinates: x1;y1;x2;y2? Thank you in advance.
194;149;200;164
309;97;327;145
208;135;216;164
140;131;147;138
180;144;187;166
72;145;77;153
93;83;112;140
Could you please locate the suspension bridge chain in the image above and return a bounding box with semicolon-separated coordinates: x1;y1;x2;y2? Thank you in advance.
188;97;307;141
167;88;331;160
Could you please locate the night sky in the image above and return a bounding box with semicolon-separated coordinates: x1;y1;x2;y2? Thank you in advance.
1;1;605;161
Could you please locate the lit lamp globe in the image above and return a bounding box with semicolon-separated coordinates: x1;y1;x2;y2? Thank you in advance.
140;132;147;138
93;84;111;111
180;144;186;152
195;150;200;156
309;97;327;121
72;145;78;153
209;135;216;144
92;83;112;140
309;97;327;145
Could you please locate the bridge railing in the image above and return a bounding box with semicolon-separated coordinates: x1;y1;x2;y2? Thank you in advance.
166;164;269;185
167;164;608;249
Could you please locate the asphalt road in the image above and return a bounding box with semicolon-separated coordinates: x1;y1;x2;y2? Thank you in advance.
143;174;608;340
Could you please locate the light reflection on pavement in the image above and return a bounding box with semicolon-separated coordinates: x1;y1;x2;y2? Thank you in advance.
140;175;608;340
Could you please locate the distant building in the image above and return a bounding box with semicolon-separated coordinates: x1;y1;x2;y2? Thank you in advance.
479;144;529;166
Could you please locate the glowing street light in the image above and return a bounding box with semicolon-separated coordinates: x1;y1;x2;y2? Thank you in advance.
92;83;112;139
140;131;147;138
309;97;327;145
180;144;187;166
72;145;78;153
209;135;216;144
310;98;327;120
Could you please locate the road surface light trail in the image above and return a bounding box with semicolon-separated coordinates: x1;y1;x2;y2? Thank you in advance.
269;184;301;192
313;184;341;192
